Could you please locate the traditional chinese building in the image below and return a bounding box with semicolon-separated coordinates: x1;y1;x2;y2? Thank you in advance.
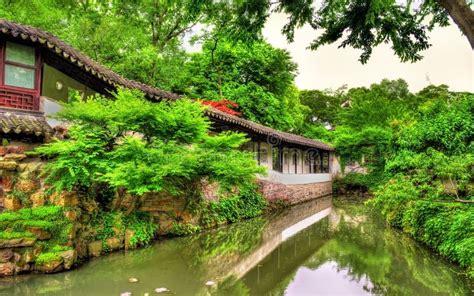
0;19;336;207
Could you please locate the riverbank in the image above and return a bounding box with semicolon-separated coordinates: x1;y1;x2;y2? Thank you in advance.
334;191;474;283
0;194;266;276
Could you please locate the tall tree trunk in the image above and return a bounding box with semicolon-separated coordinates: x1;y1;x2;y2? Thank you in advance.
436;0;474;48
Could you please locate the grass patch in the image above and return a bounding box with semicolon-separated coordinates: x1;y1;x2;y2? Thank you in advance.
0;231;34;239
0;206;73;250
35;252;62;265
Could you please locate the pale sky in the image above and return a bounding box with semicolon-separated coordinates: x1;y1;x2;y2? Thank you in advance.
262;13;474;93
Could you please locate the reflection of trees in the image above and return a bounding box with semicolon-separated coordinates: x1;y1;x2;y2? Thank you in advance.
183;217;268;267
5;202;470;295
209;276;250;296
383;230;468;295
303;206;470;295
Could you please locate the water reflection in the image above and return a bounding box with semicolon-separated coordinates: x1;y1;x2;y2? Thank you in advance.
0;196;471;296
238;204;471;296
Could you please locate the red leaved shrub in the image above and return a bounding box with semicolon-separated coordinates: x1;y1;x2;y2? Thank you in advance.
200;99;241;116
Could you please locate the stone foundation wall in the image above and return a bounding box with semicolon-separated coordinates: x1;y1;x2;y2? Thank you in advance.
128;179;333;234
257;179;332;206
0;145;46;211
120;192;200;235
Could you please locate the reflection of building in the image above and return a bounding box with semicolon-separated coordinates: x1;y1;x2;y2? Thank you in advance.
0;20;335;206
214;196;333;280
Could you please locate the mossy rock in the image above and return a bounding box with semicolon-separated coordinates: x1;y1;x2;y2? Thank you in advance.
87;241;102;257
0;232;36;248
35;253;63;273
60;250;77;270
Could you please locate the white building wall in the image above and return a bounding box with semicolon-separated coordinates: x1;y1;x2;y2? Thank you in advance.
262;170;332;184
246;140;334;177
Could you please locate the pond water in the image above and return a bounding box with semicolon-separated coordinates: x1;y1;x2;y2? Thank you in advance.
1;196;472;296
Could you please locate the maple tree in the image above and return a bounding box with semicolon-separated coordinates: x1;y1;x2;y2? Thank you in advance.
200;99;241;117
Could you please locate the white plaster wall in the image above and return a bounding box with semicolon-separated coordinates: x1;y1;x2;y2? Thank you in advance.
262;169;332;184
330;152;342;176
247;140;334;177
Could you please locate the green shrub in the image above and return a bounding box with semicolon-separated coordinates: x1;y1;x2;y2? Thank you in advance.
36;89;264;207
92;211;125;243
50;245;73;252
201;183;267;226
16;220;54;231
35;252;62;266
0;206;64;223
169;223;201;236
90;210;157;249
0;231;34;239
123;212;157;248
0;206;72;247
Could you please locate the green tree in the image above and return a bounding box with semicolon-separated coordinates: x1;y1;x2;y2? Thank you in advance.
303;79;414;173
36;89;265;208
0;0;225;91
184;39;308;131
223;0;472;63
299;88;345;126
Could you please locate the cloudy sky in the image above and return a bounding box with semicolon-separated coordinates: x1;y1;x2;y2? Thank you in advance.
262;13;473;92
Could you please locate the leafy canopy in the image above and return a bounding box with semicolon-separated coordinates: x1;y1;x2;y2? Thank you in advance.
219;0;453;63
184;39;309;131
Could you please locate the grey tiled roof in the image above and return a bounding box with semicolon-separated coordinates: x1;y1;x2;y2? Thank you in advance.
0;19;180;101
0;109;53;137
206;108;334;150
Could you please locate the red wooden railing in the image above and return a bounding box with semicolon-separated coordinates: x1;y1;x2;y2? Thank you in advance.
0;88;39;110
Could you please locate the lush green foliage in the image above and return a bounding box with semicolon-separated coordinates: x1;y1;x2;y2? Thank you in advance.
0;206;73;249
0;205;63;222
0;231;34;239
201;184;267;226
169;223;202;237
368;94;474;275
302;81;473;275
37;89;264;203
304;79;415;173
184;39;308;131
91;211;157;249
35;252;62;266
34;244;74;266
124;212;158;248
